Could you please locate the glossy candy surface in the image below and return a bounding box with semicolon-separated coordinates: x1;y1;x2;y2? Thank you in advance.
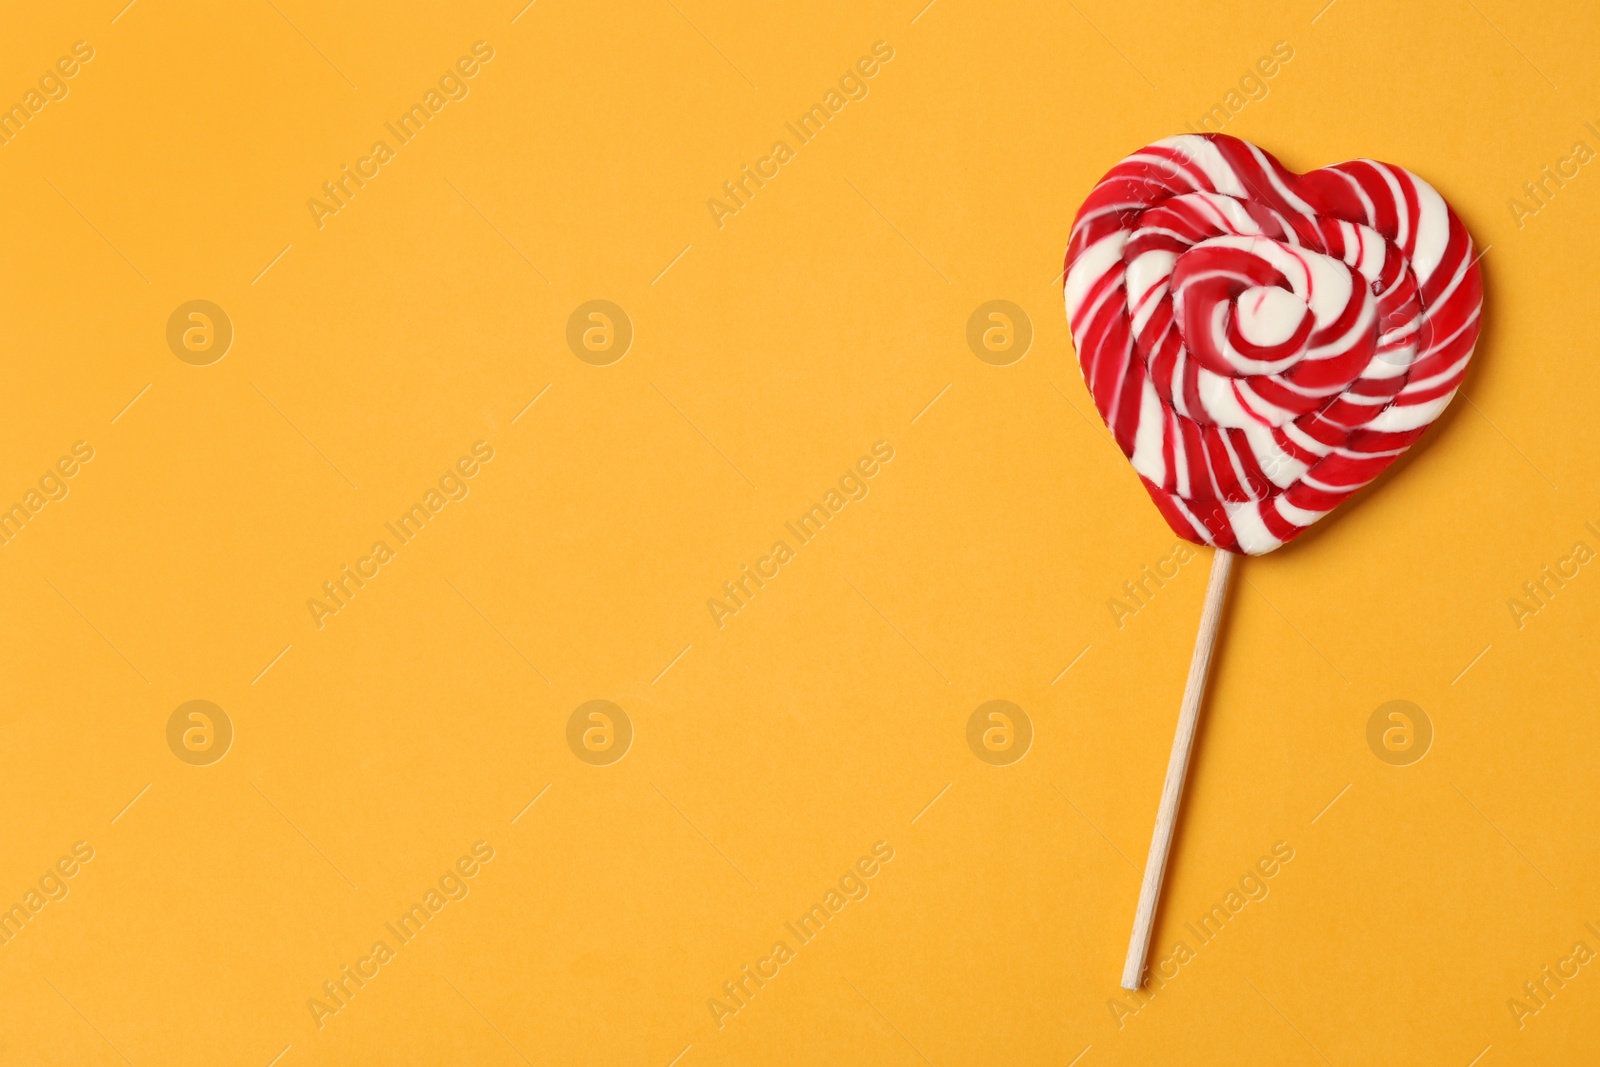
1064;134;1483;554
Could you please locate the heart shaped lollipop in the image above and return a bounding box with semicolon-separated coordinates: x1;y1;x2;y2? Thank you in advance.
1062;134;1483;990
1065;133;1482;553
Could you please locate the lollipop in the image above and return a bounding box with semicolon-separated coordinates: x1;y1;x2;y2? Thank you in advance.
1062;133;1482;988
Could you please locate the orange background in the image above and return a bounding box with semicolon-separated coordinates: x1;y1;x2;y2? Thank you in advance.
1;1;1597;1064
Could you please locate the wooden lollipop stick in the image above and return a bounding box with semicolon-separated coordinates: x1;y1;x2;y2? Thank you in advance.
1121;546;1236;990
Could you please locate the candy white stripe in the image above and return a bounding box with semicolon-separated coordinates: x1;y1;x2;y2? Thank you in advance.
1364;349;1414;377
1169;494;1215;546
1275;497;1328;526
1302;472;1353;493
1198;366;1256;428
1246;141;1316;214
1281;421;1334;457
1170;414;1191;496
1350;223;1388;281
1243;421;1308;488
1171;349;1192;419
1410;178;1451;282
1305;295;1374;361
1419;249;1476;329
1398;348;1475;397
1130;377;1167;485
1371;388;1457;431
1333;444;1407;458
1235;382;1298;425
1126;250;1176;336
1334;168;1378;230
1376;165;1412;254
1194;192;1262;234
1223;500;1282;554
1155;135;1249;197
1066;232;1128;323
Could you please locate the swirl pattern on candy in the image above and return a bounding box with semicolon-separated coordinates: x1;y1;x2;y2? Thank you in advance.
1063;134;1483;554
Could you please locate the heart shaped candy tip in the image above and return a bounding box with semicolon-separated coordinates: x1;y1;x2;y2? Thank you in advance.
1063;133;1483;555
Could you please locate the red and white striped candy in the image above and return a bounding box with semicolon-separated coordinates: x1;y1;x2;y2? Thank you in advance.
1064;134;1482;554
